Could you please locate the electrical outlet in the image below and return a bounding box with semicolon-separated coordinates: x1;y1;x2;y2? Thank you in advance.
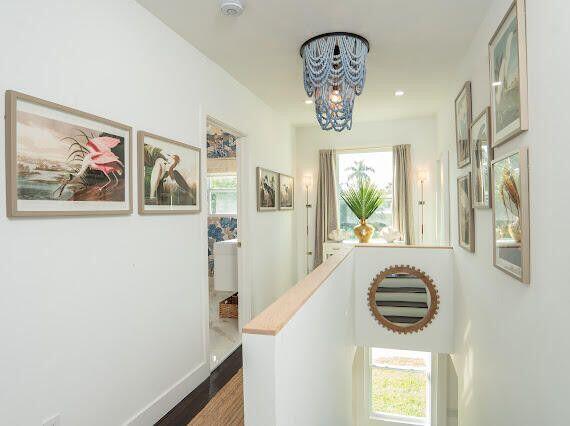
42;414;60;426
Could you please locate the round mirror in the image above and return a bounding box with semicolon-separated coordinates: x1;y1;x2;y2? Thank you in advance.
367;265;439;334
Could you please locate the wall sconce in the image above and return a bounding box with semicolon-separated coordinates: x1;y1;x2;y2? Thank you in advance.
303;174;313;274
417;169;428;244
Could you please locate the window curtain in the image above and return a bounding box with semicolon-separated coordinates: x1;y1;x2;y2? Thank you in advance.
393;144;415;245
313;149;339;268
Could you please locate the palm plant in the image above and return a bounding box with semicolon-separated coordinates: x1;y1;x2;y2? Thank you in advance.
346;160;375;183
340;178;385;222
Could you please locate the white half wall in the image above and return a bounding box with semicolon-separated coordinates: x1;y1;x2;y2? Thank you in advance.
0;1;295;425
437;0;570;424
243;251;356;426
354;247;454;354
295;117;439;280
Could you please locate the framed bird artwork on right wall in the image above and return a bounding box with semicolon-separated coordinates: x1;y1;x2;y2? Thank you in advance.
137;131;201;214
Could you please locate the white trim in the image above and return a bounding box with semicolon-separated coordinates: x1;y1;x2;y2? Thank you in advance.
123;361;209;425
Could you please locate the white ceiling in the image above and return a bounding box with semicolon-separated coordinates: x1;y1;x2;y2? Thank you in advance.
137;0;492;126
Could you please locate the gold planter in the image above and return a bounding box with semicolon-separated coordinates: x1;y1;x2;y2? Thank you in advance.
354;219;375;243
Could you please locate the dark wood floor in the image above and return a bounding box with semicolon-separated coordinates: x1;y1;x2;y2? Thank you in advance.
156;346;243;426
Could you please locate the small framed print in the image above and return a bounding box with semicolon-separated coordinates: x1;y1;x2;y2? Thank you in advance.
5;90;132;217
278;173;294;210
455;82;472;168
492;147;530;283
256;167;278;211
471;107;493;208
457;173;475;252
138;131;201;214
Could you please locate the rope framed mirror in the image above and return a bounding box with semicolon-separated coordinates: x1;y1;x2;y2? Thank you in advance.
367;265;440;334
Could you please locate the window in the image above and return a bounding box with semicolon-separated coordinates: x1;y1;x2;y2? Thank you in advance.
337;150;393;238
208;174;237;215
368;348;431;425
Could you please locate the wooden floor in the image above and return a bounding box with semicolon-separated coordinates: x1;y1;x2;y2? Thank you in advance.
156;346;242;426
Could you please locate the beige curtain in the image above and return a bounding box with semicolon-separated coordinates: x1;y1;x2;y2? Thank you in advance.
393;145;415;245
313;150;339;267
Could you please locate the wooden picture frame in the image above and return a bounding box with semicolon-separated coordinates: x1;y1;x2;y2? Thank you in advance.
367;265;440;335
256;167;278;211
489;0;528;147
137;131;201;215
471;107;493;208
278;173;294;210
455;81;472;168
457;173;475;252
5;90;132;217
491;147;530;283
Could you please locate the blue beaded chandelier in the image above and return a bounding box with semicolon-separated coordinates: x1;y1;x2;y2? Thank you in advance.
301;32;370;132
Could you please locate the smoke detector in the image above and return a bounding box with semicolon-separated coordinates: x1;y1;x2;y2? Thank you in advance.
220;0;244;16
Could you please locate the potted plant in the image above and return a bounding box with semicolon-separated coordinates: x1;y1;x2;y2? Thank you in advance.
340;178;385;243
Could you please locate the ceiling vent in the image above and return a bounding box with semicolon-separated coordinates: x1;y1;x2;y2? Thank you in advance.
220;0;244;16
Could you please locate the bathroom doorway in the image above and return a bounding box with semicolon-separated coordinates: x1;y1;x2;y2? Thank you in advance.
206;117;247;371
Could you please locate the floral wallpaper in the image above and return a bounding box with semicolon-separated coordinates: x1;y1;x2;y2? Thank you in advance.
207;122;237;159
208;216;238;277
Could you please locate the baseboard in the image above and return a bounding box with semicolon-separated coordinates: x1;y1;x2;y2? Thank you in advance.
124;361;209;426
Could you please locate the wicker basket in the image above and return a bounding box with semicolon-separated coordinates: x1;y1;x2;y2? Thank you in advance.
219;293;239;319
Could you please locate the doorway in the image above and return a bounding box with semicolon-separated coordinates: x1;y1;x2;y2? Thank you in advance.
206;117;247;371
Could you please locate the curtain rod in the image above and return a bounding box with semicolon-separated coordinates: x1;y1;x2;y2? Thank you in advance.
324;146;393;153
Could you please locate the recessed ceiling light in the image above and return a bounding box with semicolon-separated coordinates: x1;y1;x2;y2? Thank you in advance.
305;99;313;105
394;90;405;97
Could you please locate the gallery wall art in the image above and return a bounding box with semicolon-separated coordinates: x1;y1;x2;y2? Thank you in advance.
5;90;132;217
278;173;294;210
138;131;200;214
492;147;530;283
256;167;278;211
471;107;493;208
455;81;472;168
489;0;528;147
457;173;475;252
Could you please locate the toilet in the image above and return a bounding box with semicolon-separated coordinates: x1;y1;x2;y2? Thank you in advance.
213;239;238;292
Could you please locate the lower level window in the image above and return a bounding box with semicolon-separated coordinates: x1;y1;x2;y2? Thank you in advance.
369;348;431;425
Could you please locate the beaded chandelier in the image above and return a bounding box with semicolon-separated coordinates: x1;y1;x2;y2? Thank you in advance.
301;32;370;132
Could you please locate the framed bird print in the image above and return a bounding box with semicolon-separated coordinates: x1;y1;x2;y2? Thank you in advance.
256;167;278;211
471;107;493;208
457;173;475;252
137;131;201;214
489;0;528;147
278;173;294;210
455;81;472;168
5;90;132;217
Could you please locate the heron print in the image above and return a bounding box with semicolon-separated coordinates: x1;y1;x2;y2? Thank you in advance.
140;132;199;213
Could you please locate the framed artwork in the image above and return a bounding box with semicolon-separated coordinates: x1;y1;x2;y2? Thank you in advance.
489;0;528;147
278;173;294;210
457;173;475;252
256;167;278;211
491;147;530;283
470;107;493;208
455;81;472;168
5;90;132;217
138;131;200;214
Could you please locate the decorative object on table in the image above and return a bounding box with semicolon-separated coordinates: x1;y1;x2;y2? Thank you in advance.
278;173;294;210
5;90;132;217
393;144;415;245
457;173;475;252
303;174;314;274
492;147;529;283
471;107;493;208
368;265;440;335
300;32;370;132
416;169;428;243
340;178;385;243
379;227;401;244
455;82;472;168
138;131;200;214
314;150;339;267
219;292;239;319
489;0;528;147
256;167;278;211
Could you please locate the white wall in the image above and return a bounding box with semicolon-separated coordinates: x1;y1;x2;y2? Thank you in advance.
438;0;570;424
353;247;454;354
243;251;356;426
0;1;295;425
295;117;439;280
